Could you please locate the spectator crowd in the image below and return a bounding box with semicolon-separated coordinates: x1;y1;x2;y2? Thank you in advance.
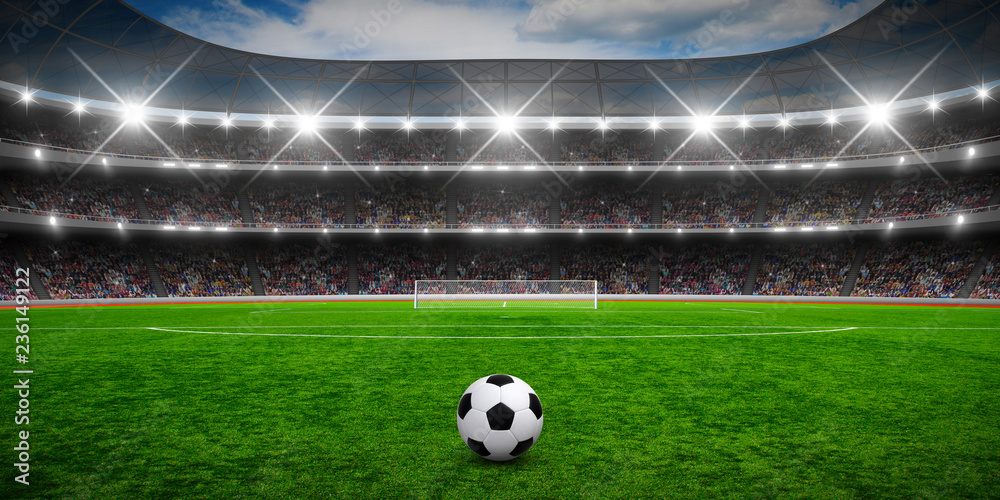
754;243;852;296
256;244;348;295
152;244;253;297
24;241;154;299
358;243;446;294
249;181;345;227
561;244;648;294
561;182;650;228
765;181;863;227
458;182;549;228
852;240;982;298
659;244;750;294
663;182;758;228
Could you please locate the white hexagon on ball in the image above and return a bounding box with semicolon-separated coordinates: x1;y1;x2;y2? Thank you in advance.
456;374;543;461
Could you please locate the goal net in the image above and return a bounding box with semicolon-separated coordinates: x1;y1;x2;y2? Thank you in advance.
414;280;598;309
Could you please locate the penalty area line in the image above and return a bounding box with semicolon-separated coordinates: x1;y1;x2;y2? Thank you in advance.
145;326;859;339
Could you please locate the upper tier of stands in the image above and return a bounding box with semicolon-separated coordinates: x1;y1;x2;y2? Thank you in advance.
1;171;996;228
4;104;1000;166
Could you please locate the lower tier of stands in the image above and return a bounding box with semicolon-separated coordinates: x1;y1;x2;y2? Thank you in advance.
4;238;996;300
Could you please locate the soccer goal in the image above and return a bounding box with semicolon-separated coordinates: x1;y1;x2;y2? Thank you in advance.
414;280;598;309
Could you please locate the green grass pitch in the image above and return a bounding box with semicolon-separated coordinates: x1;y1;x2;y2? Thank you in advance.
3;300;999;499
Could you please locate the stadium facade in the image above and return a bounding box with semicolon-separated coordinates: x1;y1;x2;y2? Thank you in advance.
0;0;998;302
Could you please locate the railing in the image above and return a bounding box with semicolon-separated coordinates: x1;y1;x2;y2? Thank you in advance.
2;133;998;167
3;204;996;229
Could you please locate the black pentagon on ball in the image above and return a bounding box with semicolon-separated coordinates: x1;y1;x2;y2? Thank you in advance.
457;393;473;419
485;403;515;430
528;393;543;419
486;374;515;387
510;437;534;457
467;438;490;457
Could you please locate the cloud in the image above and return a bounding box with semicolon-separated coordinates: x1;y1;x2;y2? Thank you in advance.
155;0;880;61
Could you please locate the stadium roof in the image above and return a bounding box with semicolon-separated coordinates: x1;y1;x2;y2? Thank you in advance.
0;0;998;119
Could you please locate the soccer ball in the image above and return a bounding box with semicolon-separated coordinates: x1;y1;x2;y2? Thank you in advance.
456;374;543;461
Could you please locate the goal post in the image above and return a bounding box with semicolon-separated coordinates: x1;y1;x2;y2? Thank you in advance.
414;280;598;309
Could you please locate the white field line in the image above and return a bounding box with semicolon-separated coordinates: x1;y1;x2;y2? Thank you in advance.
721;308;764;314
29;325;1000;331
249;308;292;314
146;326;860;339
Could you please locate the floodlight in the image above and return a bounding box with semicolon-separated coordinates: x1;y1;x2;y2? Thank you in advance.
739;119;750;129
102;158;107;165
402;120;414;131
117;222;123;229
49;216;56;225
263;117;275;129
597;120;609;131
74;102;86;114
177;115;188;125
827;115;838;125
497;116;516;133
867;104;889;125
547;120;560;131
969;148;976;156
778;117;790;128
123;104;145;124
978;87;989;99
957;215;965;224
221;117;232;128
454;119;466;130
888;222;894;229
299;115;318;134
693;115;712;132
33;149;40;158
928;100;939;111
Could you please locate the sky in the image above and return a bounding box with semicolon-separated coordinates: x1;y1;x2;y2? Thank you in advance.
126;0;883;61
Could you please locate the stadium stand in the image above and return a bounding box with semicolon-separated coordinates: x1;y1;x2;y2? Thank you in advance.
765;181;864;227
659;244;750;295
457;132;551;163
5;172;140;221
151;244;253;297
971;246;1000;299
356;181;446;228
248;181;345;227
662;181;758;228
561;244;647;294
0;245;37;300
560;132;654;163
140;180;242;226
256;243;348;295
457;182;549;228
457;244;550;280
866;175;998;222
358;243;447;294
754;243;854;296
355;132;445;163
852;240;983;298
561;182;650;228
23;241;154;299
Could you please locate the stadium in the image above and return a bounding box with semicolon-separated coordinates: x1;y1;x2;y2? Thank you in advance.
1;0;999;497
